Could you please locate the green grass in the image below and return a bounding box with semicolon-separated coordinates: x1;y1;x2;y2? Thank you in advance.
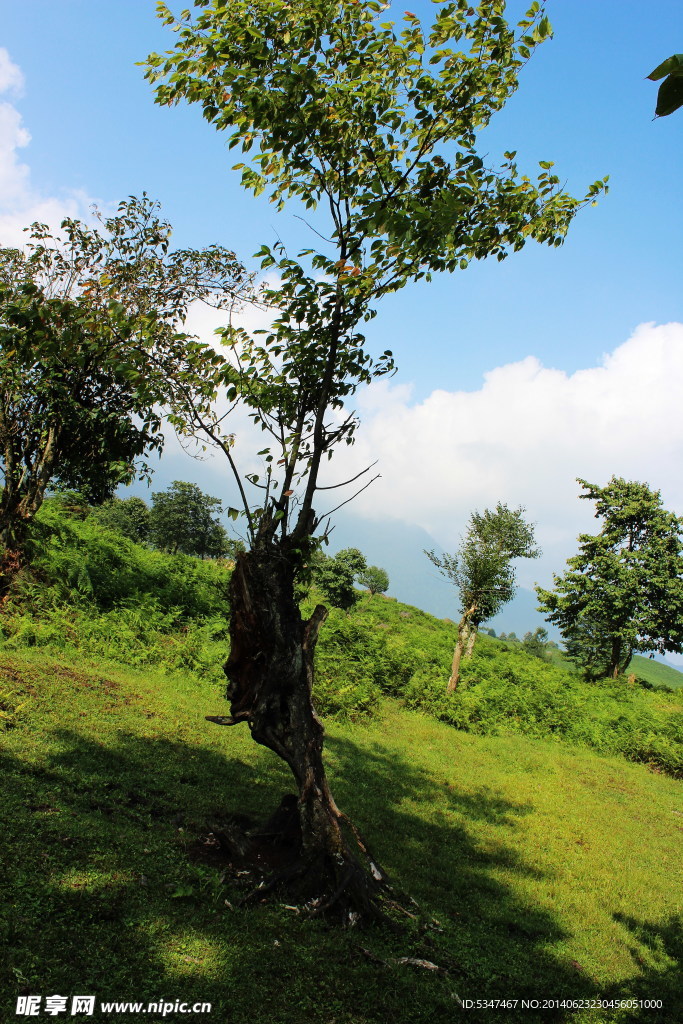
545;643;683;690
2;506;682;1021
1;647;682;1024
629;655;683;690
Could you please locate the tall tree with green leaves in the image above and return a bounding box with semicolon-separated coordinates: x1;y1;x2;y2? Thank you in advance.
91;496;152;543
537;477;683;679
149;480;232;559
358;564;390;597
146;0;606;919
427;503;539;689
311;546;367;611
0;196;251;558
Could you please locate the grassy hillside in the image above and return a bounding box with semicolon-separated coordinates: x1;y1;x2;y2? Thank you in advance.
1;646;681;1024
547;646;683;691
309;596;683;779
628;655;683;690
1;502;682;1022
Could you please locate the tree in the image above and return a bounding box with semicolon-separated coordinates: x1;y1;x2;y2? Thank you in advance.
426;504;539;689
149;480;232;559
522;626;550;661
358;564;389;597
0;196;251;557
537;477;683;679
91;496;151;543
648;54;683;117
312;546;367;610
146;0;605;920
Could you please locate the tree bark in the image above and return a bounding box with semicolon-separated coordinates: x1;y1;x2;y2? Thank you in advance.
609;637;622;679
0;422;59;553
447;631;465;692
448;605;477;691
213;543;389;922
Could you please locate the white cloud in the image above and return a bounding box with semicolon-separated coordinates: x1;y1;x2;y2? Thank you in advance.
325;321;683;587
0;48;91;245
0;48;24;95
182;272;280;352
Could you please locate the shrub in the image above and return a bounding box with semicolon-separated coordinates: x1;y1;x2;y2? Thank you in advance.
402;645;683;777
1;499;231;681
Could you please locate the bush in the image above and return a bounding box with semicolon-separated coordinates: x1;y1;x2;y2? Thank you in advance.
402;645;683;777
313;610;391;718
22;500;230;619
1;499;231;681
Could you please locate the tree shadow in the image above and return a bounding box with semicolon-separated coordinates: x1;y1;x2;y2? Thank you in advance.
0;721;673;1023
0;730;278;1023
325;734;589;1003
605;914;683;1023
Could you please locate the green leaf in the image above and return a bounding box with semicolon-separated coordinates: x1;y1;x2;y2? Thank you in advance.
647;53;683;81
656;73;683;117
170;885;195;898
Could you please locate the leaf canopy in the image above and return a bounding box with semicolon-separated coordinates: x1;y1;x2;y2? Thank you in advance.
537;477;683;677
147;0;607;288
427;502;539;625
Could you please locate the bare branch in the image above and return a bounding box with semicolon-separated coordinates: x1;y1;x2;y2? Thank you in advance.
315;473;380;524
316;460;379;491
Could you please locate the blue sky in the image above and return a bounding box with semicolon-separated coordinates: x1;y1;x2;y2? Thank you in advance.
2;1;683;637
3;1;682;392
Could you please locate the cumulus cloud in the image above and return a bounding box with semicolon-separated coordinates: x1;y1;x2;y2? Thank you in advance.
0;48;24;95
324;321;683;587
0;48;92;245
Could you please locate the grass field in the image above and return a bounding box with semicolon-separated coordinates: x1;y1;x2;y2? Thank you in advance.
520;642;683;691
1;647;681;1024
628;655;683;691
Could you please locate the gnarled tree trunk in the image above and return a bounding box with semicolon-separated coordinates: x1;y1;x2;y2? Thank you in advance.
210;543;389;923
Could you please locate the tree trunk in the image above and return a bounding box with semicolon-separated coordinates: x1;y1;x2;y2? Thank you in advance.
448;630;465;691
0;489;34;590
622;643;634;675
0;490;25;552
448;605;477;691
211;544;389;922
609;637;622;679
0;423;59;554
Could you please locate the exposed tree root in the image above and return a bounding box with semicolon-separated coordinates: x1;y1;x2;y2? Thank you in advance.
194;794;411;928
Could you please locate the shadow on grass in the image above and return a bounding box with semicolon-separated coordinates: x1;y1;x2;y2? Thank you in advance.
605;914;683;1023
0;721;670;1023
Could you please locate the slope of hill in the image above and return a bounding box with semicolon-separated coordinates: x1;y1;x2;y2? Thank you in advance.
628;654;683;690
547;646;683;691
3;501;683;779
1;646;681;1024
2;503;682;1021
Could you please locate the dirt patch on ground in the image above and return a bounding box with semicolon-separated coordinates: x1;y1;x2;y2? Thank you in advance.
0;656;124;694
49;664;121;689
0;661;40;695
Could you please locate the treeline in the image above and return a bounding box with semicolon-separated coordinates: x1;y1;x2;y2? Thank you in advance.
90;481;244;560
